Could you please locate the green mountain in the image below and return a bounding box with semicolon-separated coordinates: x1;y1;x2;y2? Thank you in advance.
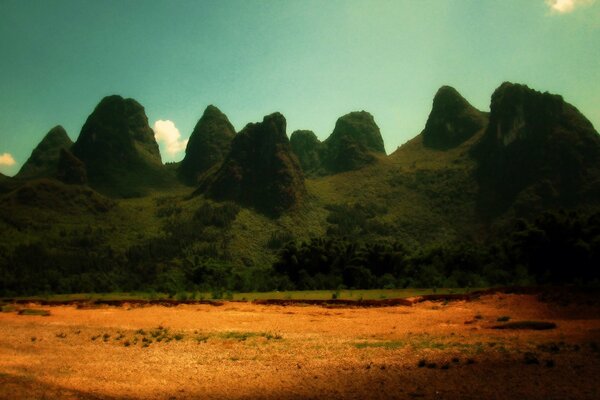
290;130;323;175
322;111;385;173
15;125;73;180
472;82;600;218
422;86;487;150
71;95;173;197
1;82;599;296
196;112;305;216
178;105;236;184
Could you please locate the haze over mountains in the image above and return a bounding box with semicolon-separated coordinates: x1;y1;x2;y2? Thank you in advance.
0;82;598;295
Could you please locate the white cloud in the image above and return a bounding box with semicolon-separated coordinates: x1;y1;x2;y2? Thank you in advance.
0;152;16;166
546;0;595;14
153;120;188;156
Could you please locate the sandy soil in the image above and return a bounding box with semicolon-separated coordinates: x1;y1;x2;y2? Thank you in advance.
1;294;599;399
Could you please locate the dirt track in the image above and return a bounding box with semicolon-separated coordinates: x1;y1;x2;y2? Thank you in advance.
1;294;599;399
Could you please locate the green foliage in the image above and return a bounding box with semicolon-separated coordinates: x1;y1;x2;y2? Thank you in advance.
266;230;295;250
17;308;50;316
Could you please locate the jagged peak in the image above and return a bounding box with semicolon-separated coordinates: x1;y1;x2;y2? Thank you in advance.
179;104;236;184
423;85;486;150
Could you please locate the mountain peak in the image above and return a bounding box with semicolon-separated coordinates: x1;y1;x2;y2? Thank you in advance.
473;82;600;216
322;111;385;173
16;125;73;179
178;105;236;184
422;86;487;150
290;130;322;175
197;112;305;216
71;95;166;196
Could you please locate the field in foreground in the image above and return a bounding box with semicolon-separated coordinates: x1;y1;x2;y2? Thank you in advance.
1;293;599;399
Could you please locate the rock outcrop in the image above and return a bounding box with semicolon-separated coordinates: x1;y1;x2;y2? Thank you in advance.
71;95;166;196
16;125;73;179
322;111;385;173
179;105;236;184
290;130;323;175
422;86;487;150
472;82;600;216
197;112;305;216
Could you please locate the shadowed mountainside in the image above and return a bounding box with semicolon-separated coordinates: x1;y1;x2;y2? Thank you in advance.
472;82;600;218
196;112;305;215
56;148;87;185
290;130;323;175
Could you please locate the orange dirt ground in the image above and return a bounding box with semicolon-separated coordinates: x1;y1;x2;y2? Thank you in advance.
1;294;599;399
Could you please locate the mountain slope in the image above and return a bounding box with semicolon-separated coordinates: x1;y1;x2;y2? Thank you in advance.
196;112;305;216
178;105;236;184
71;95;172;196
472;82;600;218
15;126;73;180
422;86;487;150
322;111;386;173
290;130;323;175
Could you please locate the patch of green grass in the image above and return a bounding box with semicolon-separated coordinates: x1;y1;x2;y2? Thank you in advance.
1;305;17;313
218;331;283;342
354;340;404;350
195;334;210;343
8;288;483;303
18;308;50;316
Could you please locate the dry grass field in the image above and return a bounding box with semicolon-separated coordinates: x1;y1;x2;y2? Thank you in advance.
1;293;599;399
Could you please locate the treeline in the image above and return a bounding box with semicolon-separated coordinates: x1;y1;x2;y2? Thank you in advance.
0;209;598;297
273;210;600;290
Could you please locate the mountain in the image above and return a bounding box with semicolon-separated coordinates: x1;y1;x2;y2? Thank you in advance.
290;130;323;175
56;148;87;185
196;112;305;215
15;125;73;180
1;83;600;296
472;82;600;217
178;105;236;184
322;111;386;173
422;86;487;150
71;95;170;196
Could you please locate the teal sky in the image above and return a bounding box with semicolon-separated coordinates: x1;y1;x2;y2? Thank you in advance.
1;0;599;175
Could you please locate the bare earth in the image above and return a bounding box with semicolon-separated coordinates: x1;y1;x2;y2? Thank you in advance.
1;294;599;399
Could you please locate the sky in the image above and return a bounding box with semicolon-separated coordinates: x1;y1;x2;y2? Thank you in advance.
0;0;599;175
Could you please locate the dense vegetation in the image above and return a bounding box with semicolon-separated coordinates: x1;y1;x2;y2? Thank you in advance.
1;208;597;297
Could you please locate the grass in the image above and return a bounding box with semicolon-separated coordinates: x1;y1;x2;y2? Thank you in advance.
218;331;283;341
354;340;404;350
17;308;50;316
4;288;479;303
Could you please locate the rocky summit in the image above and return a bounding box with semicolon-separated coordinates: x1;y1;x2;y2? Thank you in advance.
179;105;236;184
290;130;323;175
322;111;385;173
473;82;600;216
16;125;73;180
197;112;305;215
422;86;487;150
71;95;166;196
